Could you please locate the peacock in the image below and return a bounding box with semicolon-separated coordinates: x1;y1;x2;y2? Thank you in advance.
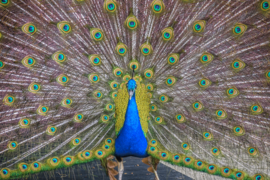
0;0;270;179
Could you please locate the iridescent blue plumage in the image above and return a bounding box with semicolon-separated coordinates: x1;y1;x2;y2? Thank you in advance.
115;80;148;158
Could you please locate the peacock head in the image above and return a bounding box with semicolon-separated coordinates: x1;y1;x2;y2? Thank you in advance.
127;79;137;100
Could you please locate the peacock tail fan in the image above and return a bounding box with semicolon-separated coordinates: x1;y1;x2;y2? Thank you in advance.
0;0;270;180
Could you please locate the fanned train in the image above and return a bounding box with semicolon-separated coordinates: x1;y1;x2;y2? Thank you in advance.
0;0;270;180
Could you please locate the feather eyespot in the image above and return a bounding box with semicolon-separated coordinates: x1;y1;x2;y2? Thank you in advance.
88;73;100;83
216;109;227;119
192;101;204;111
83;150;92;159
105;103;114;111
193;20;206;33
167;53;179;65
140;42;153;56
254;174;264;180
52;51;67;64
19;118;31;128
175;114;185;123
89;54;101;66
74;113;83;122
233;23;247;36
226;87;239;98
184;156;193;165
144;69;154;79
63;156;74;166
93;90;103;99
101;115;109;122
0;0;10;6
22;56;36;68
8;141;17;150
231;59;245;72
261;1;270;11
28;83;41;93
95;149;105;159
172;154;181;163
150;104;157;111
36;105;49;116
159;94;169;102
115;42;128;56
113;67;123;77
46;126;57;135
211;147;220;156
198;78;211;88
166;76;177;86
151;0;165;14
203;132;213;140
161;27;174;41
31;162;42;172
155;116;163;123
110;81;119;90
90;28;104;41
104;0;117;13
22;23;36;35
123;74;131;82
57;74;69;85
250;104;263;115
233;126;245;136
0;60;5;69
207;164;217;174
72;138;81;146
248;147;258;156
3;95;15;106
200;52;214;64
57;21;72;34
181;143;190;150
125;12;139;30
18;163;29;172
265;70;270;80
61;98;72;108
129;60;140;71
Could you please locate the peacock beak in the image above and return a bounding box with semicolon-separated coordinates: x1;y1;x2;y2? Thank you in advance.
129;89;135;100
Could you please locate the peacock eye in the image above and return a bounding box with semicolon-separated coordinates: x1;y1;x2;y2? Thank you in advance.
90;28;104;41
129;60;140;71
22;56;36;68
108;3;115;10
57;21;72;34
151;0;165;14
233;23;247;36
88;73;100;83
22;23;37;35
167;53;179;65
113;67;123;77
165;76;176;86
262;1;270;10
154;4;160;11
125;13;139;30
1;0;8;4
161;27;174;41
193;20;206;33
140;42;153;56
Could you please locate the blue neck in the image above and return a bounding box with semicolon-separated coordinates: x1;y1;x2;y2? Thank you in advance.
115;93;148;158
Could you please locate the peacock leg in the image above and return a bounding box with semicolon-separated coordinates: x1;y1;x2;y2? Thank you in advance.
142;156;160;180
116;156;124;180
151;164;160;180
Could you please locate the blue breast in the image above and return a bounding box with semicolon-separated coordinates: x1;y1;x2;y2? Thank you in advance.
115;93;148;158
